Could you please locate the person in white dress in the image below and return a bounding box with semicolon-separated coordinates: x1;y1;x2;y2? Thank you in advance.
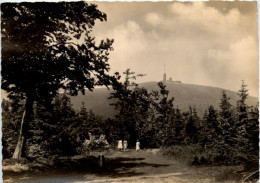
123;140;128;152
136;140;140;152
118;140;123;151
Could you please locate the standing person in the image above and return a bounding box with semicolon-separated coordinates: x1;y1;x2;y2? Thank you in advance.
123;140;128;152
118;140;123;151
136;140;140;152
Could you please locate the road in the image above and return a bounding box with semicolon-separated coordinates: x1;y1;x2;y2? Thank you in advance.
3;149;241;183
86;149;213;183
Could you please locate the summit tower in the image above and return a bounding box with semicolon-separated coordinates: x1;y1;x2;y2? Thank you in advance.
163;64;166;82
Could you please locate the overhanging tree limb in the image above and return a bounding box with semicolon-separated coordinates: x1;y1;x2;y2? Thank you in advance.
2;2;115;160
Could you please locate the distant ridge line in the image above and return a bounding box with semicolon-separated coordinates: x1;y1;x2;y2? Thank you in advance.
69;82;258;118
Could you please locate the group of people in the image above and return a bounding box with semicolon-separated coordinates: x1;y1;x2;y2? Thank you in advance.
117;140;141;152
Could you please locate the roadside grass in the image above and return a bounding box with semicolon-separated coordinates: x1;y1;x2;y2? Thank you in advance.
214;168;242;183
160;145;255;183
161;145;254;166
192;166;244;183
161;145;203;165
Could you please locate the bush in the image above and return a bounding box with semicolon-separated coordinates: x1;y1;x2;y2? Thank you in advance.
162;145;251;166
162;145;203;165
82;133;110;154
26;144;44;159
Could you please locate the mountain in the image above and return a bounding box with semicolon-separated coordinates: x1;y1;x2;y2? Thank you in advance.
69;82;258;118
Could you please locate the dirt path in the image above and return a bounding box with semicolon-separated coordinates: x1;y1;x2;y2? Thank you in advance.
3;149;241;183
87;149;213;183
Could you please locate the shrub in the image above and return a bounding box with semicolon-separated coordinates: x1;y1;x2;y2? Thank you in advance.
26;144;44;159
82;133;110;154
162;145;203;165
162;145;251;166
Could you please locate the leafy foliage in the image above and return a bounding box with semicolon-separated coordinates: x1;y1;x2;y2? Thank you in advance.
109;69;150;146
2;100;23;158
2;94;109;158
2;2;114;100
82;133;110;153
2;2;117;159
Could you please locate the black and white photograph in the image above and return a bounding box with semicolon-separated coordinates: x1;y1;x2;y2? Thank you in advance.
1;1;259;182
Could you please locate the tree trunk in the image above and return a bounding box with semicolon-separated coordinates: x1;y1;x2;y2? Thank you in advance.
12;96;33;160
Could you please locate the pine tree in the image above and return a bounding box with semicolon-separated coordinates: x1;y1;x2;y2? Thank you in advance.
219;91;233;122
233;81;254;164
201;106;219;149
236;81;249;149
185;106;200;144
219;91;236;144
79;102;88;119
109;69;148;146
215;91;240;164
246;104;259;163
174;107;185;145
237;81;248;124
151;82;175;146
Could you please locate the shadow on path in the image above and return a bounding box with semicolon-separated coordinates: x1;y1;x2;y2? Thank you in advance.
3;154;170;182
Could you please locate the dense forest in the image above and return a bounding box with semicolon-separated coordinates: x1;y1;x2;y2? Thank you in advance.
3;70;259;168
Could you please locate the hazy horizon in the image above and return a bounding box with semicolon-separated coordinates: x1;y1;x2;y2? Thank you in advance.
1;80;259;99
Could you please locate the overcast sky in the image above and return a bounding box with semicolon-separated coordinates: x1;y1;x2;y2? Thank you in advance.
90;1;258;97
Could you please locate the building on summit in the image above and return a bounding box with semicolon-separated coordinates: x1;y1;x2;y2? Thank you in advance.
163;73;167;83
162;66;182;84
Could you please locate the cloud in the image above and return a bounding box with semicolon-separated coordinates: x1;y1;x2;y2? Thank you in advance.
163;2;245;43
170;2;240;25
145;13;161;26
95;20;151;75
93;2;258;96
207;36;258;96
